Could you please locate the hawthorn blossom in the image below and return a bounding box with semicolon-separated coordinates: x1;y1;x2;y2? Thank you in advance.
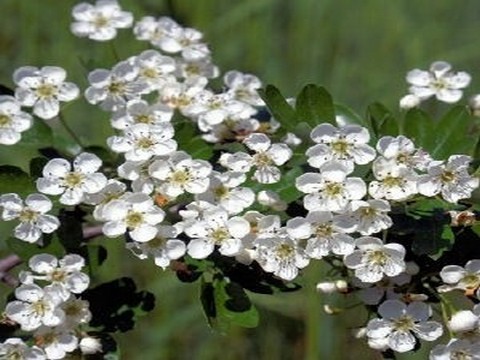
224;70;264;106
107;123;177;161
366;300;443;353
85;60;147;111
126;224;186;269
254;233;310;281
148;151;212;198
0;338;46;360
196;171;254;214
306;123;376;170
337;199;393;236
417;155;479;203
184;207;250;259
287;211;355;259
220;133;292;184
101;192;165;242
5;284;64;331
0;193;59;243
295;161;366;212
85;179;127;220
430;339;480;360
36;152;107;205
343;236;406;283
406;60;471;103
71;0;133;41
376;135;433;171
111;99;173;130
368;157;418;201
13;66;79;119
34;326;79;360
447;305;480;335
19;253;90;301
257;190;287;212
438;259;480;298
133;50;177;92
0;95;33;145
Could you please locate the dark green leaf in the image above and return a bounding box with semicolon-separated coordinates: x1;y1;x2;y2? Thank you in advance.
258;85;297;132
335;103;366;126
20;118;53;148
29;157;48;178
296;84;335;126
0;165;35;196
366;102;398;138
403;108;431;147
56;207;86;252
174;120;213;160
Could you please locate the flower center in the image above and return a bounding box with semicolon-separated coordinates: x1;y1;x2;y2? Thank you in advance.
213;185;229;200
125;211;144;229
63;172;84;188
170;169;191;185
136;136;155;149
210;227;229;245
331;139;350;157
441;170;456;183
324;182;343;197
108;81;126;95
392;315;414;331
315;223;333;238
50;269;67;283
5;348;23;360
140;68;159;79
134;114;154;125
147;236;167;249
367;250;388;266
93;15;109;28
451;350;472;360
275;243;295;260
19;208;39;223
31;300;49;317
0;114;11;127
360;206;377;217
253;152;272;167
36;83;56;99
460;274;480;290
382;176;403;188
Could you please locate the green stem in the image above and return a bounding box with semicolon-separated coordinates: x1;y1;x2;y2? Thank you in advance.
109;41;120;63
58;112;85;149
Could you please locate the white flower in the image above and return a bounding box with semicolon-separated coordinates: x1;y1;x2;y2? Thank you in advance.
111;99;173;130
406;60;471;103
0;338;46;360
85;60;147;112
244;132;293;183
438;259;480;298
295;161;366;212
399;94;421;109
448;308;479;334
343;237;406;283
0;193;59;243
85;179;127;220
288;211;355;259
34;326;78;360
429;338;480;360
417;155;479;204
306;123;376;170
184;207;250;259
133;50;176;92
5;284;64;331
257;190;287;212
148;151;212;198
196;171;254;214
19;253;90;301
36;152;107;205
175;57;219;81
13;66;79;119
224;70;264;106
366;299;443;353
368;157;418;201
159;77;209;116
338;199;393;236
254;233;310;281
0;95;33;145
71;0;133;41
107;123;177;161
101;192;165;242
126;225;186;269
376;135;433;171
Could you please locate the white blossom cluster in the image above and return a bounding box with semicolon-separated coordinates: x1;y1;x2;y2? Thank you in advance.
0;254;99;359
0;0;479;358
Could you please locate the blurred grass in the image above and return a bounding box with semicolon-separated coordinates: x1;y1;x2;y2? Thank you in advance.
1;1;479;359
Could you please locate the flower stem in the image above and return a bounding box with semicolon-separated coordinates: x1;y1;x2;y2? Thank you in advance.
58;112;85;149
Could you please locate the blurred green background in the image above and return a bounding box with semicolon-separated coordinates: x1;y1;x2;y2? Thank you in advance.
1;1;480;359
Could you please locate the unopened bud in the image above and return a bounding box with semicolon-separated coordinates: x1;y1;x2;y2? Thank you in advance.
469;94;480;117
323;304;342;314
316;281;337;294
335;280;348;293
400;94;421;110
79;336;102;355
449;210;477;227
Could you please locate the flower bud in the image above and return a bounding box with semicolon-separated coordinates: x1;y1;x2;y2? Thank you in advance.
399;94;421;110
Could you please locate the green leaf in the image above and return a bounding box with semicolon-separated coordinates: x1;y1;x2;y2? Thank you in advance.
6;236;40;260
0;165;35;196
430;106;479;159
258;85;297;132
56;208;86;252
366;102;398;138
20;118;53;148
296;84;335;126
403;107;432;147
201;275;259;332
174;120;213;160
335;103;366;126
